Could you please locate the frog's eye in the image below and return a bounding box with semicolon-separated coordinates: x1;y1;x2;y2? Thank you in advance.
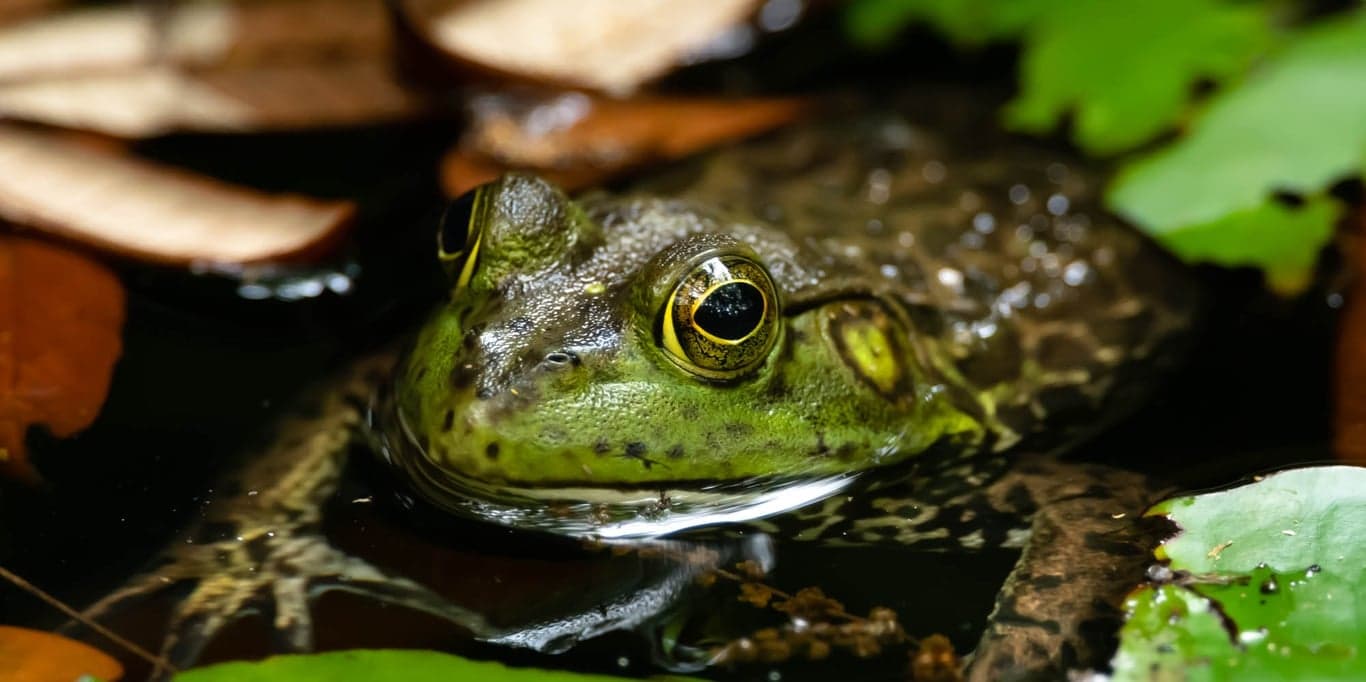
437;187;484;289
661;254;779;379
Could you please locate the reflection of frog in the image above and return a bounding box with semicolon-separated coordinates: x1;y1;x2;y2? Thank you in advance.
83;99;1194;678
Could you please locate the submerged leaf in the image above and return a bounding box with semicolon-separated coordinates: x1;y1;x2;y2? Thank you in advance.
1111;466;1366;679
0;624;123;681
174;649;695;682
0;236;124;480
1108;9;1366;290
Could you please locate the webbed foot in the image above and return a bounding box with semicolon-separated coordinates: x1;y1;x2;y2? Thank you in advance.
74;520;497;671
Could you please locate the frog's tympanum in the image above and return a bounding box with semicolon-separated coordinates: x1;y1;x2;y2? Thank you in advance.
82;102;1194;679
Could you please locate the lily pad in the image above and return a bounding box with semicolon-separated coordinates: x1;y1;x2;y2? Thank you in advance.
174;650;695;682
1111;466;1366;680
1108;9;1366;291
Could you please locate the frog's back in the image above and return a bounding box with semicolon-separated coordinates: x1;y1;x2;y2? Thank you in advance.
631;95;1196;450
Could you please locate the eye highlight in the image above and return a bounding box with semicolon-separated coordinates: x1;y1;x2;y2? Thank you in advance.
661;255;778;379
437;187;484;290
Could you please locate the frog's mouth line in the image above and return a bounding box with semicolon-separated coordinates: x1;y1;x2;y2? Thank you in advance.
369;396;858;538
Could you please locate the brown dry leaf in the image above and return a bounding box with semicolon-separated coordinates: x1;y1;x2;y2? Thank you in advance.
0;63;427;137
1335;205;1366;463
0;124;354;265
442;94;808;195
399;0;761;94
0;0;388;84
0;236;124;481
0;0;66;27
0;625;123;681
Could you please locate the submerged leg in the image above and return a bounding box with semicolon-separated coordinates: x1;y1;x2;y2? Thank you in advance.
70;353;498;671
747;453;1166;678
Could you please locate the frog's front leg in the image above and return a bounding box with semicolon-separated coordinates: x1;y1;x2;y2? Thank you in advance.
75;353;497;669
965;458;1166;681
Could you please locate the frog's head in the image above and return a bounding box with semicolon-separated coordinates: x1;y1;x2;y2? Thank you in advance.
382;174;982;530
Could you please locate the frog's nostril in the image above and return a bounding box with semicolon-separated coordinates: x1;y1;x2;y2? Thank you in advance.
543;351;578;367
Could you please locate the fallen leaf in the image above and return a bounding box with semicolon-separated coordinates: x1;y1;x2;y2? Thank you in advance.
0;124;354;265
0;63;428;137
397;0;762;94
442;94;808;195
0;0;65;27
0;0;388;84
0;237;124;481
0;625;123;681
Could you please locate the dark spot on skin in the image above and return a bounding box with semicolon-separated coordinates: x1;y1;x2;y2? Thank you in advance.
1004;483;1038;515
623;442;660;470
1082;532;1144;556
450;363;478;389
416;367;427;380
680;404;699;420
810;433;831;457
724;422;753;437
766;371;789;400
442;409;455;432
593;439;611;455
485;443;500;459
667;444;684;459
1030;574;1065;589
835;443;857;461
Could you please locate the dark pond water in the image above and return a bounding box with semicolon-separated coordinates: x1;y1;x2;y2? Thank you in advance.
0;18;1340;682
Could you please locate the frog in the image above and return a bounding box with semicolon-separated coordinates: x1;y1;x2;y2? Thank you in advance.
78;96;1194;680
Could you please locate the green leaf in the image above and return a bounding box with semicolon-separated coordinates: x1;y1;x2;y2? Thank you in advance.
1111;466;1366;680
1155;196;1339;294
1004;0;1271;155
174;650;696;682
1108;9;1366;289
843;0;1055;48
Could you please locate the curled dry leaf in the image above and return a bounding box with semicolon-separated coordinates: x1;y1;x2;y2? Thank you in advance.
398;0;762;94
0;0;423;137
0;0;389;84
1335;204;1366;463
0;625;123;681
0;0;65;27
0;63;428;137
442;94;808;195
0;125;354;265
0;236;124;481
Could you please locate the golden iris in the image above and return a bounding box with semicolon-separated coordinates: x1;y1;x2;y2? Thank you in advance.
437;187;484;290
661;255;778;379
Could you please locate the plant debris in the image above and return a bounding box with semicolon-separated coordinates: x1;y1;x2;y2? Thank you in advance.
0;236;124;481
0;125;354;265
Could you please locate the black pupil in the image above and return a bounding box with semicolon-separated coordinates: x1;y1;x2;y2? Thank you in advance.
694;281;765;341
438;190;477;255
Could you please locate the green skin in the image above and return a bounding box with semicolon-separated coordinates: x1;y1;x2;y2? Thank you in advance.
396;174;982;487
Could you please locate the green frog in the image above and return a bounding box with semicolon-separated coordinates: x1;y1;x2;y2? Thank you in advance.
82;98;1194;679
